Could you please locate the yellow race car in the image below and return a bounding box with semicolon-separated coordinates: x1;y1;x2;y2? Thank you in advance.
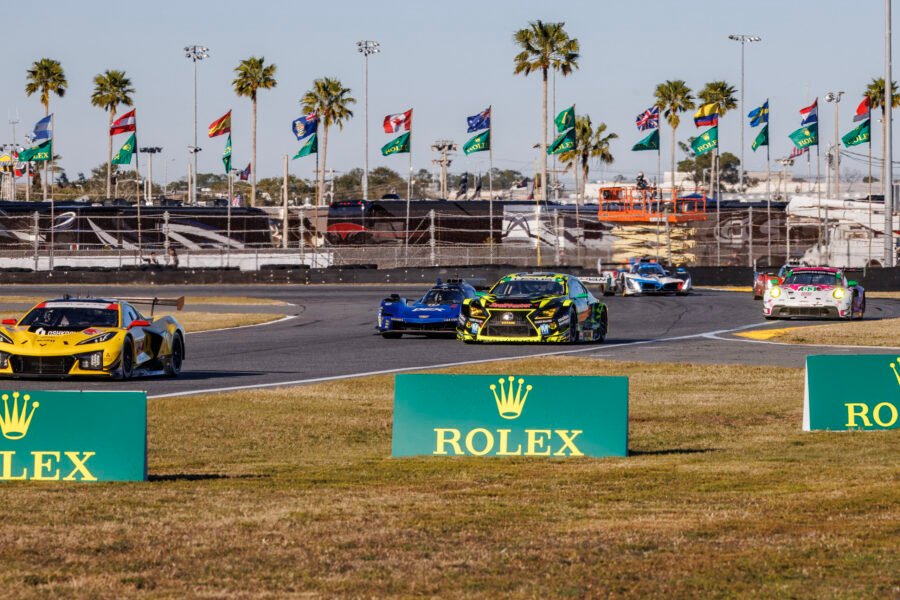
0;296;185;379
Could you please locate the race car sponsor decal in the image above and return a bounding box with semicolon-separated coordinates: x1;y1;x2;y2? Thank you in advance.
488;303;532;309
42;302;115;310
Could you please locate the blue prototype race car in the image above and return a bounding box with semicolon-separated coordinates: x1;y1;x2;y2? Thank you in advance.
377;279;479;338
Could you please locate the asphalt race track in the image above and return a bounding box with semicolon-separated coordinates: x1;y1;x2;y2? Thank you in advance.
3;284;900;397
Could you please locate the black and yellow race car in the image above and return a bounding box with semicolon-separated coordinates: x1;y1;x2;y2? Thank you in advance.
0;296;185;379
456;272;608;343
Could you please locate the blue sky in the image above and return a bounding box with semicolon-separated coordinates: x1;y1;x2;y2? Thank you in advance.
3;0;895;185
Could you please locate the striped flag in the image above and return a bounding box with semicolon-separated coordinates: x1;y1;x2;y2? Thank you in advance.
31;115;53;141
110;110;136;135
853;96;871;122
208;110;232;138
799;99;818;126
788;146;808;160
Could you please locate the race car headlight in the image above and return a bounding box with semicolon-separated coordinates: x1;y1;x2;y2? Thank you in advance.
0;352;8;368
535;306;560;319
833;288;846;300
627;278;641;289
468;304;486;318
769;287;782;298
77;331;118;345
0;330;12;345
76;351;104;370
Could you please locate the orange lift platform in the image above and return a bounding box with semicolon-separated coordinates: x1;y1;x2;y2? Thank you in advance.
597;186;707;223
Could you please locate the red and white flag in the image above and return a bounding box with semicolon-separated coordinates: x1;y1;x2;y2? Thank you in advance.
383;109;412;133
110;109;137;135
853;96;871;122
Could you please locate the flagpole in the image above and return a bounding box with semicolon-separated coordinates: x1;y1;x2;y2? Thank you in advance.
715;147;720;265
134;138;142;259
816;140;822;243
405;127;412;266
868;127;873;264
315;142;320;206
488;106;494;262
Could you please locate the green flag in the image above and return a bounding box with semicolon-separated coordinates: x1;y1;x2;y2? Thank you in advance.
631;129;659;152
381;132;410;156
111;134;136;165
17;139;52;162
547;128;576;155
293;133;318;159
463;130;490;155
751;125;769;152
223;134;232;172
842;119;871;147
554;105;575;132
788;123;818;150
690;126;718;157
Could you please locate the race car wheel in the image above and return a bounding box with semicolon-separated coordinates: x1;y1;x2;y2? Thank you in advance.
381;332;402;339
596;308;608;343
119;338;134;380
165;334;184;377
567;308;579;343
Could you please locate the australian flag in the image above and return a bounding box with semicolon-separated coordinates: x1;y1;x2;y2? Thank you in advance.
467;107;491;133
30;114;53;142
635;106;659;131
292;113;318;140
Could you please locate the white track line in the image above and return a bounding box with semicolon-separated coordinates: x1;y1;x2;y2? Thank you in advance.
185;314;297;335
703;331;900;351
149;321;771;399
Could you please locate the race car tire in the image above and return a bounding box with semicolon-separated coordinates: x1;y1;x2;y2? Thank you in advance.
164;334;184;377
596;308;608;343
119;337;134;380
381;332;402;339
567;308;579;344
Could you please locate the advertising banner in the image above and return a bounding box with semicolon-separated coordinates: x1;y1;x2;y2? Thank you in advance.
393;374;628;457
804;355;900;431
0;390;147;481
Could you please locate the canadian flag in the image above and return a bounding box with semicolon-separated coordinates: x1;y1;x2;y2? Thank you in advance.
383;109;412;133
110;109;137;135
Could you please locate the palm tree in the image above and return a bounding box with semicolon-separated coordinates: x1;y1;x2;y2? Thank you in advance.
865;78;900;185
300;78;356;205
91;70;134;199
25;58;67;201
233;57;277;206
654;80;695;192
559;115;617;205
513;20;580;202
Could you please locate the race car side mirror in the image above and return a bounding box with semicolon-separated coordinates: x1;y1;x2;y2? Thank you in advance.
1;319;16;325
129;320;151;330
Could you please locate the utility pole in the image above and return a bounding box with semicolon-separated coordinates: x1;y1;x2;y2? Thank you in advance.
357;40;380;201
728;34;762;193
140;146;162;204
184;45;209;206
885;0;895;266
431;140;457;198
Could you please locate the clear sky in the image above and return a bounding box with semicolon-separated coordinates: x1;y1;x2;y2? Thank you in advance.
3;0;895;186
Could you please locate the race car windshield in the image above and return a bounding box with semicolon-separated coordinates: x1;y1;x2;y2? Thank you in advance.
21;307;119;330
636;264;666;276
421;290;465;305
784;272;840;286
491;280;565;297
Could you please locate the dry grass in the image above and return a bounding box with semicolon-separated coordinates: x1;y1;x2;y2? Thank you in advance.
774;317;900;348
868;291;900;299
0;311;283;333
1;357;896;598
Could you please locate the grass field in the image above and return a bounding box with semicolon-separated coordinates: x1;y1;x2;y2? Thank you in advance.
1;357;896;598
0;311;284;333
736;317;900;348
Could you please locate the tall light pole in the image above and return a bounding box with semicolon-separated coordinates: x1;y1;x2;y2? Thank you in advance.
140;146;162;204
357;40;380;201
184;45;209;206
728;34;761;193
824;91;844;202
886;0;895;267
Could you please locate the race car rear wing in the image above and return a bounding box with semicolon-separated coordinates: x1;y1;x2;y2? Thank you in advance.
119;296;185;317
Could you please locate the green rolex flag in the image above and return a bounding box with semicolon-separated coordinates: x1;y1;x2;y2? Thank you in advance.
382;131;410;156
463;130;490;155
548;128;576;155
788;123;818;150
690;126;718;157
842;119;871;147
293;132;317;159
751;125;769;152
111;134;136;165
554;105;575;132
223;134;232;172
631;129;659;151
17;139;52;162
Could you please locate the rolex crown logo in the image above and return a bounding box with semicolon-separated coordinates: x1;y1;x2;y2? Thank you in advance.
1;392;39;440
490;376;532;420
890;358;900;388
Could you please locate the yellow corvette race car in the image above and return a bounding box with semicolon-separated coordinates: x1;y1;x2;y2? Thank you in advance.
0;296;185;379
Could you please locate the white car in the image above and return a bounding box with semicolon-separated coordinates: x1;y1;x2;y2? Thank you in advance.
601;259;692;296
763;267;865;320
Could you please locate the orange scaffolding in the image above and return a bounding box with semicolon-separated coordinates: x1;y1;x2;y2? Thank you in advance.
597;187;707;223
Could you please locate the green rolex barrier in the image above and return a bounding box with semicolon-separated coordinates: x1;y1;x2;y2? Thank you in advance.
804;355;900;431
393;374;628;457
0;390;147;481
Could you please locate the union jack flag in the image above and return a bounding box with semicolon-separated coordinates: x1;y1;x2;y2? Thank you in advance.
635;106;659;131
